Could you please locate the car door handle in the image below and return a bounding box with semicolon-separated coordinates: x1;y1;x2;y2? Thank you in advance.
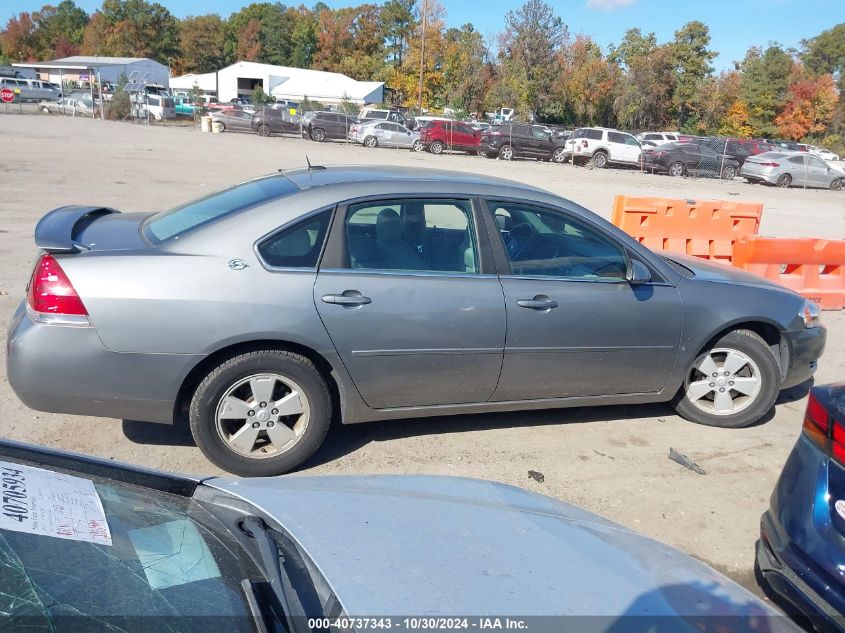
322;291;372;306
516;296;558;310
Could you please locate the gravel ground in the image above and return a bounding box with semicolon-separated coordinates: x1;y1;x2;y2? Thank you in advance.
1;114;844;603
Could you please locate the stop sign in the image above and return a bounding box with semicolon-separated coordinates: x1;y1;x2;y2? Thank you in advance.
0;87;15;103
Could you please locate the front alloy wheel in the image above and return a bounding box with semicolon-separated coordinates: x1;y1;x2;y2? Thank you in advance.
669;161;685;177
499;145;513;160
190;350;331;475
672;329;779;428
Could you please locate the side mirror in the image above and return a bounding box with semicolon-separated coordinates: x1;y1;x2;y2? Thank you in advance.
628;260;651;285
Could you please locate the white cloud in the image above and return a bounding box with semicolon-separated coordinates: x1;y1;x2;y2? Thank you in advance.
586;0;638;10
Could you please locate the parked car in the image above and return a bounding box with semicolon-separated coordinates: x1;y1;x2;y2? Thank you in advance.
38;96;94;116
210;109;255;133
146;94;176;121
173;95;197;117
0;77;61;102
350;120;422;150
7;167;826;475
570;127;642;168
642;141;742;179
635;131;680;145
358;108;410;128
0;440;796;629
741;151;845;189
419;119;481;154
757;383;845;631
303;111;356;142
478;123;568;161
808;145;841;162
251;107;300;136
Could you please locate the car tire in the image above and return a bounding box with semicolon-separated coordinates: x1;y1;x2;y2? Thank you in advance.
669;161;685;177
830;178;844;191
412;140;423;152
776;173;792;188
311;128;326;142
430;141;444;155
672;329;780;429
722;165;738;180
257;124;271;137
499;144;513;160
40;106;50;114
364;135;378;148
551;148;566;163
189;349;332;476
592;151;608;168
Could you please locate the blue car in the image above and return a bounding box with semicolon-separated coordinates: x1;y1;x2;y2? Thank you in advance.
757;383;845;631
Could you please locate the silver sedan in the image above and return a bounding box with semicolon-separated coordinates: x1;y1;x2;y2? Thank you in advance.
351;120;422;151
741;151;845;190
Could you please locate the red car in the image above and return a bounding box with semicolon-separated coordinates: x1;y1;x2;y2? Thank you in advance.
419;120;481;155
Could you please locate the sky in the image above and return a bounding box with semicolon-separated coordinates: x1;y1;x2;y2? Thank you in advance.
1;0;839;71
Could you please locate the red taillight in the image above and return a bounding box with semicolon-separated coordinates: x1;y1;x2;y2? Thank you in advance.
803;391;830;449
27;254;88;319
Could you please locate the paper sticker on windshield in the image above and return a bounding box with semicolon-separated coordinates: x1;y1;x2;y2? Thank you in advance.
836;500;845;520
0;461;112;546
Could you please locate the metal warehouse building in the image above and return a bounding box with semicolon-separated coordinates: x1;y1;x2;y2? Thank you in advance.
170;61;384;105
13;56;169;87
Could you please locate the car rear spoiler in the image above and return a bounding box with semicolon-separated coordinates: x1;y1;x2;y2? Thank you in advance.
34;205;119;253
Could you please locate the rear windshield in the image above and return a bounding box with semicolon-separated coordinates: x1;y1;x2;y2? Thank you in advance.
144;175;299;243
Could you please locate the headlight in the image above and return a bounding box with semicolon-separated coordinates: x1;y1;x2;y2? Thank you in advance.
801;300;821;328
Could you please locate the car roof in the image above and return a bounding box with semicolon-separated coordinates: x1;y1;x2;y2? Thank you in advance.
282;165;547;194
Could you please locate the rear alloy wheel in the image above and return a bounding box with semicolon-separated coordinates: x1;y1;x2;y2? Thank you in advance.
311;128;326;142
430;140;444;155
830;178;844;191
669;161;685;177
552;147;566;163
592;151;608;168
364;135;378;148
499;144;513;160
776;173;792;188
190;349;331;476
257;124;271;137
672;329;780;428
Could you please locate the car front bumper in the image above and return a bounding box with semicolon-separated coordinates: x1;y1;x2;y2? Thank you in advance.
6;302;200;424
782;325;826;389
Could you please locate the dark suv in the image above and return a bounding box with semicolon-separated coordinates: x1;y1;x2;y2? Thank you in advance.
251;107;300;136
479;124;568;162
304;111;356;142
419;120;481;154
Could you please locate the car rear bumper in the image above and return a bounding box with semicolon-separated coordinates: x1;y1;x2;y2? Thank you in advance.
758;433;845;631
6;302;200;424
782;326;826;389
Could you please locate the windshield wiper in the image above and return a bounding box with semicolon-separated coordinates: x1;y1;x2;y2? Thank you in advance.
241;516;309;633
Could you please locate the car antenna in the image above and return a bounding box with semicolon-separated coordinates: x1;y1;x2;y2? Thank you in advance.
305;156;326;171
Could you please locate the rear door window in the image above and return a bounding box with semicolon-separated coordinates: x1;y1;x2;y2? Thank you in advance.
584;129;603;141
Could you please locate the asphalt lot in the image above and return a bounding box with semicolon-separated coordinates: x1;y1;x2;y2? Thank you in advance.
1;114;844;601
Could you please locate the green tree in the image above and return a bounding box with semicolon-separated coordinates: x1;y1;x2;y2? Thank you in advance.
175;14;226;75
738;44;794;137
32;1;89;58
252;84;273;104
81;0;179;64
225;3;296;66
670;20;717;130
610;28;675;131
442;23;487;111
288;6;317;68
382;0;415;67
801;23;845;90
497;0;567;119
108;71;131;119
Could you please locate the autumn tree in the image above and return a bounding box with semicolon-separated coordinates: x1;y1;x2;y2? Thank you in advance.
738;44;794;137
1;13;39;62
80;0;179;63
442;23;487;112
174;14;225;74
236;18;262;62
497;0;567;119
32;1;89;58
313;4;385;80
775;71;838;140
670;20;716;130
225;3;296;66
553;35;616;126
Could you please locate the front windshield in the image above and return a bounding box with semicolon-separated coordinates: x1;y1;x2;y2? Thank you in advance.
0;467;264;633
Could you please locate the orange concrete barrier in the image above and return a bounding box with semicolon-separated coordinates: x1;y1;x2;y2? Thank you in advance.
612;196;763;263
732;237;845;310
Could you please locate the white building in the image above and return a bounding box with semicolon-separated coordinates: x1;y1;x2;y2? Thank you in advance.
170;61;384;105
13;56;169;87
